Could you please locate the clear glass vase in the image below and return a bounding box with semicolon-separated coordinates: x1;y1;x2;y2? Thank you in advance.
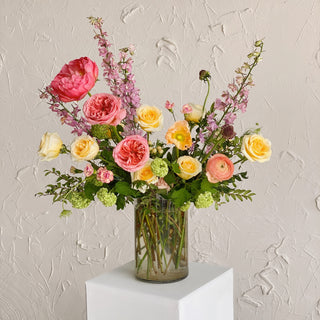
134;196;188;283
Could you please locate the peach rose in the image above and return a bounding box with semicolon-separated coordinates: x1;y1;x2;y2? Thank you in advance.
165;120;192;150
38;132;63;161
70;135;99;161
113;135;149;172
206;154;234;183
51;57;98;102
135;105;163;132
176;156;202;180
83;93;126;126
241;134;271;163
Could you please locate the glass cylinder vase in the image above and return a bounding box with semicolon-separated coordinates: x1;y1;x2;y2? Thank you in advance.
134;196;188;283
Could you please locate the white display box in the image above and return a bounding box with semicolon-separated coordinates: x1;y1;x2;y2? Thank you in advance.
86;261;233;320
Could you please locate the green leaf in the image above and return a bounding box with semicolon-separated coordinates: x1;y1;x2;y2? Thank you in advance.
84;182;100;200
116;195;126;210
164;171;176;185
171;161;181;174
170;188;192;207
190;180;201;194
115;181;138;196
201;178;218;193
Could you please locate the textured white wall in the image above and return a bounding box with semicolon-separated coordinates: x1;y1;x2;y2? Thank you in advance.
1;0;320;319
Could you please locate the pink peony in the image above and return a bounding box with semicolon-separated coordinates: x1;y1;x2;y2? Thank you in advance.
206;153;234;183
51;57;98;102
97;167;114;183
113;135;149;172
83;93;126;126
84;164;94;177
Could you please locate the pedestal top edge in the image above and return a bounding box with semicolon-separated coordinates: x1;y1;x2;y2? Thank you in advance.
86;261;233;300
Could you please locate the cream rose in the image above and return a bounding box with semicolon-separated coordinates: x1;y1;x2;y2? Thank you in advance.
70;135;99;161
38;132;63;161
241;134;271;163
184;103;203;123
176;156;202;180
135;105;163;132
131;160;158;192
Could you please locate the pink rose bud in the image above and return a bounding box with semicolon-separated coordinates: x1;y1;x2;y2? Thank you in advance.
83;93;126;126
84;164;94;177
182;104;192;114
51;57;98;102
165;100;175;110
96;167;114;183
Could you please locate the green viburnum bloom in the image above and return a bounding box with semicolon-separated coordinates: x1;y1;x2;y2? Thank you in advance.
97;188;117;207
91;124;111;140
151;158;169;177
195;192;214;209
180;201;190;212
68;192;91;209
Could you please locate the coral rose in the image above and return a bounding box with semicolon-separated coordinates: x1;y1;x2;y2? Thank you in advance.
70;135;99;161
176;156;202;180
206;154;234;183
83;93;126;126
241;134;271;163
165;120;192;150
135;105;163;132
51;57;98;102
113;135;149;172
38;132;63;161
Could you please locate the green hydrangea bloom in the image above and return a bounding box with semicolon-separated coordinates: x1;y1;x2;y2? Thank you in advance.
68;192;91;209
195;192;214;209
180;201;191;212
97;188;117;207
91;124;111;140
151;158;168;177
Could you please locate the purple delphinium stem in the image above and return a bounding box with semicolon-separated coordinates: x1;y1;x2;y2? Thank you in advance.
41;87;91;136
90;17;142;136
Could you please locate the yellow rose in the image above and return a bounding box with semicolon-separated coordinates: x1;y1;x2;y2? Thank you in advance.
131;160;158;192
184;103;203;123
136;105;163;132
70;135;99;161
38;132;63;161
176;156;202;180
241;134;271;163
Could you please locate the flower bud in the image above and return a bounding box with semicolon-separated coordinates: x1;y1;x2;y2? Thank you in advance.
91;124;111;140
255;40;263;47
199;70;211;81
221;124;236;140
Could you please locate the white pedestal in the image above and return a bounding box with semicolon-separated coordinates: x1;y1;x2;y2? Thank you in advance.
86;261;233;320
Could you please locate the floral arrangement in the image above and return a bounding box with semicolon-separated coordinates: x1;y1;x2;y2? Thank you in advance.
37;17;271;218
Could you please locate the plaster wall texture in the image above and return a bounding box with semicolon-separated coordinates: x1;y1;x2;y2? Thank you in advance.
1;0;320;319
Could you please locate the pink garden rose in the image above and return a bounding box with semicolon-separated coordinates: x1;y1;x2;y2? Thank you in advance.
84;164;94;177
206;153;234;183
50;57;98;102
83;93;126;126
97;167;114;183
113;135;149;172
